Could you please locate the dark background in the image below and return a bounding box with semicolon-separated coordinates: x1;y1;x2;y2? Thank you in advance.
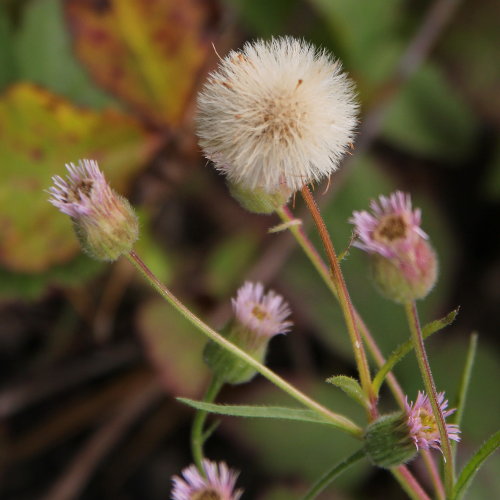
0;0;498;499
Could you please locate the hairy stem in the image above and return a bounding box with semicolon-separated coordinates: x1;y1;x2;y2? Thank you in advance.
300;186;376;417
422;449;446;500
276;206;441;497
126;251;362;437
393;466;432;500
405;301;454;494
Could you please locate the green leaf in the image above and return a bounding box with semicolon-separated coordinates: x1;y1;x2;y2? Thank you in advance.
308;0;404;88
453;430;500;500
372;308;459;395
422;308;460;337
453;333;478;428
0;254;102;300
383;64;477;161
177;399;335;426
65;0;216;127
223;0;300;37
15;0;115;108
206;232;259;298
0;6;17;91
326;376;368;409
302;449;366;500
0;83;159;274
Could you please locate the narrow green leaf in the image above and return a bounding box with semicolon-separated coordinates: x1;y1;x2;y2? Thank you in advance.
178;399;334;425
453;333;478;427
326;375;369;409
302;448;366;500
422;307;460;337
372;308;459;395
453;430;500;500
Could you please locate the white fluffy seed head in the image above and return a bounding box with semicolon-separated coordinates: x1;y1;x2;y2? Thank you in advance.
196;36;358;194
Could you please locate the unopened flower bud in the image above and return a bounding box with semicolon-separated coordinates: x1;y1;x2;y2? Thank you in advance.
364;412;417;468
48;159;138;261
350;191;437;303
204;282;292;385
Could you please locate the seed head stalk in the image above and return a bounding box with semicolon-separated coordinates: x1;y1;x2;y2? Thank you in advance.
300;186;376;418
276;205;406;407
405;301;454;494
277;204;444;500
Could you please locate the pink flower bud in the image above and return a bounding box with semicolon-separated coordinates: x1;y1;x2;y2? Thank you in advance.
350;191;438;303
48;160;138;261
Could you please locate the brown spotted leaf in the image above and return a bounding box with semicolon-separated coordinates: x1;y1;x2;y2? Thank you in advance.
0;83;160;273
65;0;215;127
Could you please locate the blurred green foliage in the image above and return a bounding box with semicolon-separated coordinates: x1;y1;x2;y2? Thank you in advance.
0;0;498;499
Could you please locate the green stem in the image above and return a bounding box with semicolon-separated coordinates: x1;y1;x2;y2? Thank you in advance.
277;205;406;407
191;376;223;473
405;301;454;495
300;186;376;419
393;466;432;500
302;449;365;500
276;206;438;498
126;251;362;438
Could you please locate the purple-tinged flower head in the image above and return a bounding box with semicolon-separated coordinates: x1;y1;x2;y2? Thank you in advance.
364;390;459;468
350;191;437;303
232;281;292;338
405;391;460;453
350;191;426;258
48;159;138;261
204;282;292;385
171;460;243;500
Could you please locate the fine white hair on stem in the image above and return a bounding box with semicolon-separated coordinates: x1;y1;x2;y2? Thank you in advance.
196;36;358;193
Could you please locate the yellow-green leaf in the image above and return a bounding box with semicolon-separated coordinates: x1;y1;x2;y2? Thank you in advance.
65;0;216;127
0;83;159;273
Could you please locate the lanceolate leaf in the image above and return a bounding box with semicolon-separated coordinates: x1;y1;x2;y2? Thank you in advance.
453;430;500;500
302;449;366;500
326;376;368;409
372;308;459;394
177;399;335;426
422;308;460;337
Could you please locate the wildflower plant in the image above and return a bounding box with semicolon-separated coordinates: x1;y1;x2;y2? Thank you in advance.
47;36;498;500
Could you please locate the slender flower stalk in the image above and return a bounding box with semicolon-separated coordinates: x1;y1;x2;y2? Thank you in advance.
421;450;446;500
405;301;455;494
393;466;432;500
277;205;405;406
191;377;224;474
300;186;376;418
276;205;440;497
126;250;362;437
